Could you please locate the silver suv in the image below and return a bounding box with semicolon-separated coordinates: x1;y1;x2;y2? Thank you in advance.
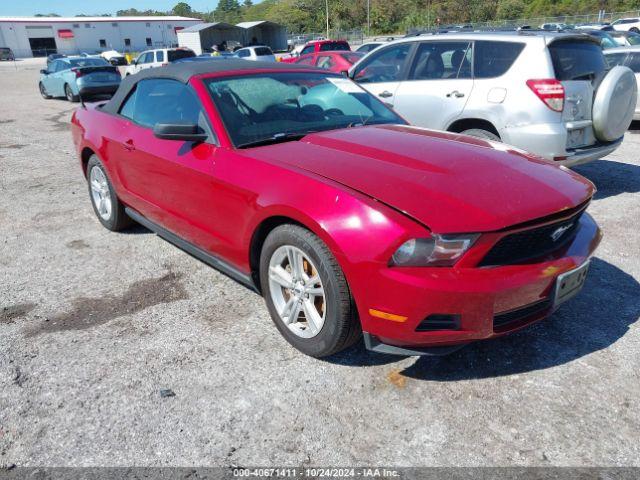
349;31;637;166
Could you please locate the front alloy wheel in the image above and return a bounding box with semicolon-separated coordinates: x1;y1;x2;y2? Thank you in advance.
268;245;326;338
260;224;360;357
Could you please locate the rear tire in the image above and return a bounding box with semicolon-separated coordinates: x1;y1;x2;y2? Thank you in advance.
39;82;52;99
65;84;79;102
460;128;500;141
86;155;132;231
260;224;360;358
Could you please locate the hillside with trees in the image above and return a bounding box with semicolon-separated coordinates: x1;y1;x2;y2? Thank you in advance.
51;0;640;35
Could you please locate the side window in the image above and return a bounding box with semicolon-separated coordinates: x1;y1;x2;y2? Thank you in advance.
119;79;211;138
49;60;60;72
317;55;334;70
237;49;250;58
474;41;525;79
119;87;137;120
295;54;315;66
300;45;314;55
409;41;472;80
140;52;153;64
352;43;411;84
155;51;165;63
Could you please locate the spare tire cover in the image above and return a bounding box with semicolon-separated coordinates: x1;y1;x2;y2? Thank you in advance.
592;65;638;142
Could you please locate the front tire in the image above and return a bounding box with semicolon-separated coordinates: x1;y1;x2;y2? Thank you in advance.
460;128;500;141
260;224;360;357
65;84;79;102
86;155;132;231
39;82;52;99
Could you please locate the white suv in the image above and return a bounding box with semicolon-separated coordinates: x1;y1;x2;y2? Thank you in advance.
124;48;195;76
349;31;637;166
611;18;640;33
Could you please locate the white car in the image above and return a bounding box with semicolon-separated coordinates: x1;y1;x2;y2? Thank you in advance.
100;50;127;66
234;46;276;62
124;48;195;75
604;46;640;120
349;31;637;166
611;18;640;33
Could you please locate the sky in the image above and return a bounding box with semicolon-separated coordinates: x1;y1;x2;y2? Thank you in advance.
0;0;222;17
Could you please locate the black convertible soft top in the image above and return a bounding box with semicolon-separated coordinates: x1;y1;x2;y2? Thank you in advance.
101;59;320;114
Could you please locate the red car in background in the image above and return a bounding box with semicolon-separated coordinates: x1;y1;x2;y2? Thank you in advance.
294;51;364;73
281;39;351;63
71;60;601;358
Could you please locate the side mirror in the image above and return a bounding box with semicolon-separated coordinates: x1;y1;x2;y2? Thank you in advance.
153;123;208;143
340;70;349;77
40;69;48;75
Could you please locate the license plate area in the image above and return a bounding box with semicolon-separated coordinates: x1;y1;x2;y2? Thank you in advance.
554;260;590;306
567;127;587;149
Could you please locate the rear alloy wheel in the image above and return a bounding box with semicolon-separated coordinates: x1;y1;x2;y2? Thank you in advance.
460;128;500;142
86;155;132;231
39;82;52;99
65;84;79;102
260;225;360;357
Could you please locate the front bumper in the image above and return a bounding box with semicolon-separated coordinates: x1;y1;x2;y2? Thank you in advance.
360;213;601;356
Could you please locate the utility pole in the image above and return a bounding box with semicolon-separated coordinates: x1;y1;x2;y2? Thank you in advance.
326;0;329;39
367;0;370;37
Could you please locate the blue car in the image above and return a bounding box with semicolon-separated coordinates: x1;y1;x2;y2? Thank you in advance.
39;56;121;102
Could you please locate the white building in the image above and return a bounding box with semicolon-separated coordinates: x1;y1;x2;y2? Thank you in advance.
0;16;203;58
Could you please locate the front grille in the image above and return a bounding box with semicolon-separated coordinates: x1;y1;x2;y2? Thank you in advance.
480;211;583;267
493;298;552;330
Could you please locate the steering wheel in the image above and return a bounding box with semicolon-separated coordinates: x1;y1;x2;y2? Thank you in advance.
324;108;344;118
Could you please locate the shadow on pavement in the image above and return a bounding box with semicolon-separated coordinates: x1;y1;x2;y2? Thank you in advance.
326;258;639;375
574;159;640;200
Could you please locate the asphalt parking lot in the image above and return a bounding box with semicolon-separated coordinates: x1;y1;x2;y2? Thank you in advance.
0;57;639;467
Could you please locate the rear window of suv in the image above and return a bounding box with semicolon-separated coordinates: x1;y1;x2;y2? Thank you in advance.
319;42;350;52
473;41;525;78
549;40;606;81
168;49;195;62
255;47;273;56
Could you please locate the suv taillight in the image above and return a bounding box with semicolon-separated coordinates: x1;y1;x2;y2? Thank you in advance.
526;79;565;112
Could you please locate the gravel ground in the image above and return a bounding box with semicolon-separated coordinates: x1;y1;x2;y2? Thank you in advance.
0;58;639;468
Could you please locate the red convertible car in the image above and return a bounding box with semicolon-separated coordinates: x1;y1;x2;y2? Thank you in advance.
71;60;601;358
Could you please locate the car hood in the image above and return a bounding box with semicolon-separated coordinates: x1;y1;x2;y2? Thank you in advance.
242;125;594;233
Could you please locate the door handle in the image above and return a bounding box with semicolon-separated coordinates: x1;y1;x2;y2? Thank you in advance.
124;139;136;151
446;90;465;98
378;90;393;98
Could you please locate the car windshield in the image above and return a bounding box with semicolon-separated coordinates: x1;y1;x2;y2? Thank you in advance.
69;58;109;67
205;72;405;148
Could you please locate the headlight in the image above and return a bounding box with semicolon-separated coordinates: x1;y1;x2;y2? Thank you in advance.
390;234;479;267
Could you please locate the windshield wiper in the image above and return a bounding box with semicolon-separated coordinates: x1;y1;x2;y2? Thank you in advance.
237;132;313;149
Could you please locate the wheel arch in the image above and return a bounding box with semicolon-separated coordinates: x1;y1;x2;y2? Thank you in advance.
447;117;501;138
80;146;96;177
247;211;348;294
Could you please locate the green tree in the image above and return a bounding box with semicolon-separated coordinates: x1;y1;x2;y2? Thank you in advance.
172;2;194;17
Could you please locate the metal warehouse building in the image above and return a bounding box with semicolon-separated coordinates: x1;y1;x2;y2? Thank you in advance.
177;20;287;54
0;16;203;58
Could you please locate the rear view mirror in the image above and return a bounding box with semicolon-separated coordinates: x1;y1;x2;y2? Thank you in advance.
153;123;208;143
